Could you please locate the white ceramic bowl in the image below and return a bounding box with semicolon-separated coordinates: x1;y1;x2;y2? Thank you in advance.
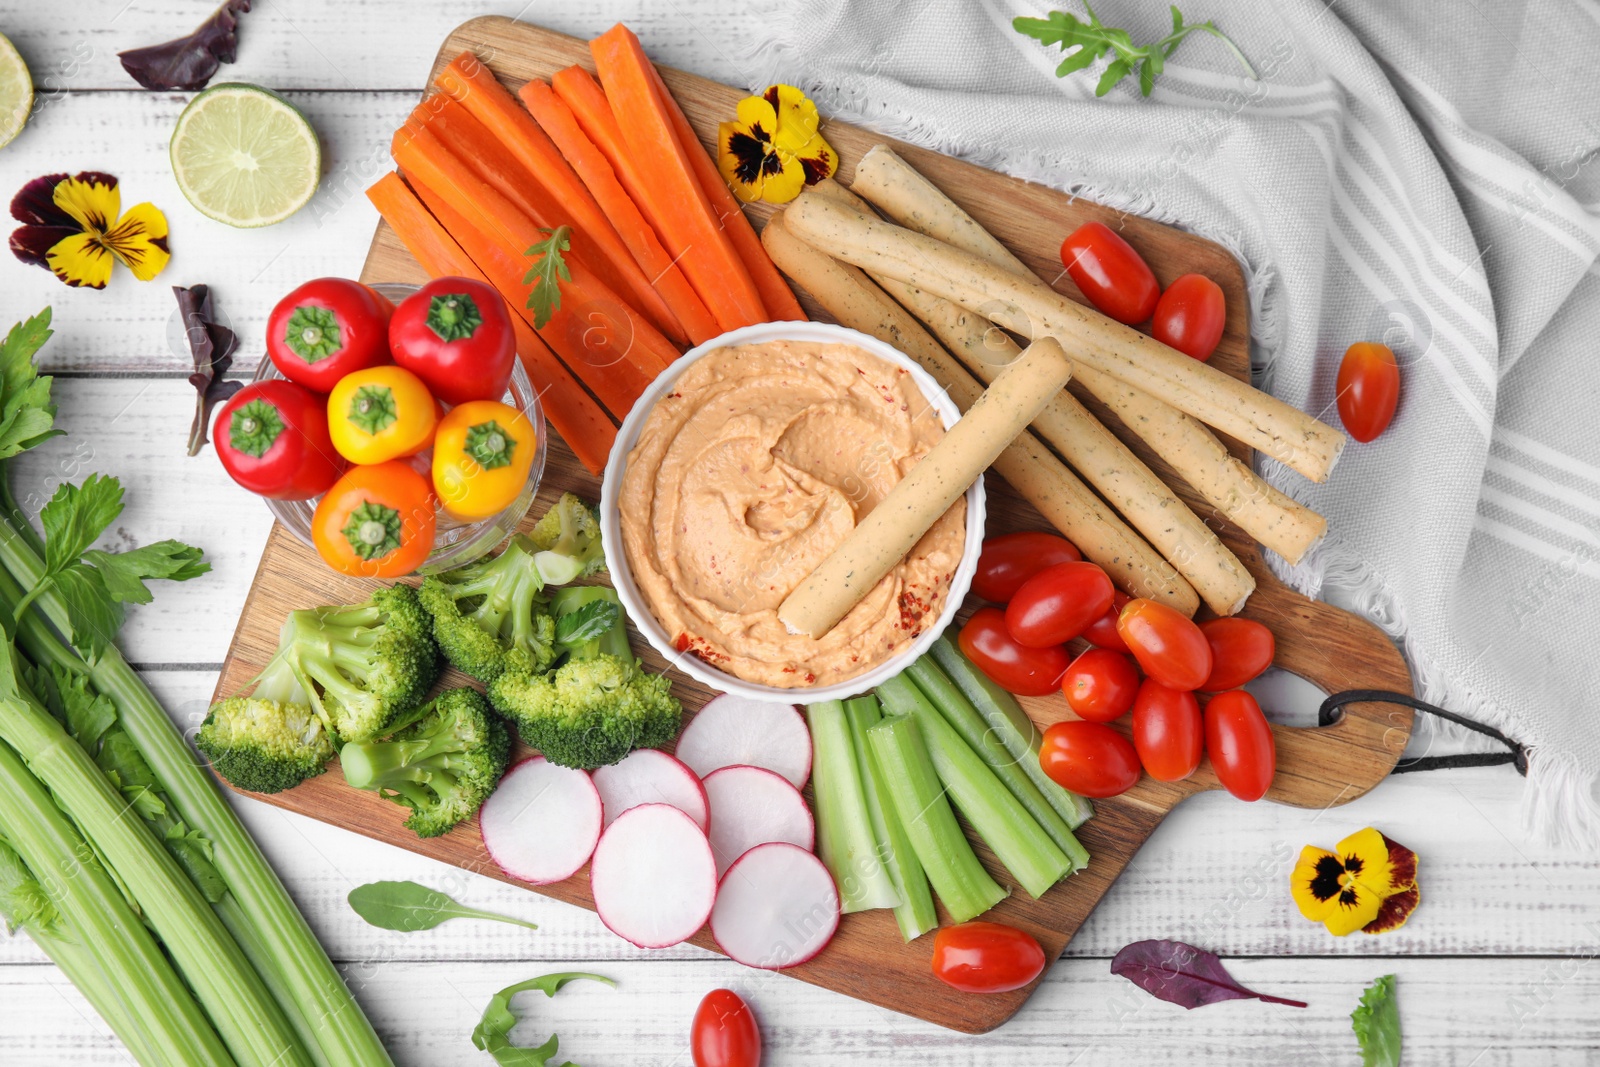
599;321;986;704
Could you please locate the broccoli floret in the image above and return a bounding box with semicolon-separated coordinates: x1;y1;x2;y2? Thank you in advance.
489;586;681;769
527;492;606;585
196;697;337;794
338;687;510;838
417;535;556;684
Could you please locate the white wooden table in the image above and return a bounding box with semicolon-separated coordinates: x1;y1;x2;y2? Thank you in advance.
0;3;1596;1063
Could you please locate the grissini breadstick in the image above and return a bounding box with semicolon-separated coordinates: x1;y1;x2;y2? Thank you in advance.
762;211;1199;613
777;335;1077;638
785;190;1345;483
852;145;1032;276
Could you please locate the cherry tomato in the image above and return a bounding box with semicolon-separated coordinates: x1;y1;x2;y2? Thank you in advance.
1004;561;1114;649
1131;679;1203;781
971;531;1081;603
1336;341;1400;443
1204;690;1276;801
959;607;1070;696
213;380;346;500
267;278;393;393
691;988;761;1067
1151;273;1226;361
1199;617;1276;692
389;276;517;406
1059;221;1160;325
1061;649;1140;722
1116;598;1212;692
1039;720;1142;798
931;922;1047;994
1081;590;1131;652
311;461;436;578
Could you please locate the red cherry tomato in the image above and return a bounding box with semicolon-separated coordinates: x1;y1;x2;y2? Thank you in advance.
1151;273;1226;362
1040;720;1142;798
1081;590;1131;652
1116;598;1213;692
213;380;346;500
1131;679;1203;781
691;988;761;1067
1204;690;1276;801
1199;617;1276;692
931;922;1047;994
1059;221;1160;325
1336;341;1400;443
971;531;1081;603
267;278;393;393
958;607;1070;696
1004;561;1114;649
389;276;517;406
1061;649;1140;722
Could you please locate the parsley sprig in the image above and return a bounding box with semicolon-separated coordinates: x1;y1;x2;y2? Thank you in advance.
523;225;572;329
1015;3;1255;97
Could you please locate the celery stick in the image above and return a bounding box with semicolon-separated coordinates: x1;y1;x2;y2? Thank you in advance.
907;656;1090;872
877;674;1070;899
866;713;1006;923
929;636;1095;828
805;700;903;913
843;695;937;941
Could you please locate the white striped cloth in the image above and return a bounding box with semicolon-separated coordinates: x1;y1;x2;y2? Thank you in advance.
748;0;1600;846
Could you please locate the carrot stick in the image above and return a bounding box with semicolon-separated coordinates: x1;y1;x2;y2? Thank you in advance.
365;172;616;475
519;77;722;346
432;53;690;346
642;60;806;322
588;25;768;331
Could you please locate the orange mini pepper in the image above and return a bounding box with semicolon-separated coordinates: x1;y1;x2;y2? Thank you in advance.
311;461;436;577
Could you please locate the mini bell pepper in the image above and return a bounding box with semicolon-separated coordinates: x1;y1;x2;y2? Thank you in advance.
267;277;393;392
327;365;439;464
431;400;537;521
213;379;346;500
311;461;436;577
389;276;517;406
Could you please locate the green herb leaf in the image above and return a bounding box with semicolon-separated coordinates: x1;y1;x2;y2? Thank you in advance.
39;474;123;578
0;835;59;936
52;664;117;750
1014;3;1253;98
347;880;540;933
554;598;619;647
163;822;228;904
523;226;572;330
83;541;210;606
471;971;614;1066
0;309;63;461
1352;974;1401;1067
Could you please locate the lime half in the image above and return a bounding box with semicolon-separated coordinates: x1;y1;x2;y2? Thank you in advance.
170;83;320;228
0;33;33;150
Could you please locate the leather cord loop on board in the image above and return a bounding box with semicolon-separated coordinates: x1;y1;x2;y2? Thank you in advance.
1317;689;1528;777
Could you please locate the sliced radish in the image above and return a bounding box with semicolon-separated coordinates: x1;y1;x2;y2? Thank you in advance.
702;765;814;876
590;803;716;949
675;695;811;789
480;756;601;885
591;749;709;832
712;842;840;969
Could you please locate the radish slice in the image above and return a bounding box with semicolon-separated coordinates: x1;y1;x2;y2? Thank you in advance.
592;749;709;831
675;695;811;788
712;842;840;969
480;756;602;885
590;803;716;949
702;765;814;876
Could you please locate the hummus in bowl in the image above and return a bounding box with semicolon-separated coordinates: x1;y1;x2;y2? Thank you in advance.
600;321;985;703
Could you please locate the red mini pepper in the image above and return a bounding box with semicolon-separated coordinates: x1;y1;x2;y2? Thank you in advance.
266;277;394;392
213;380;346;500
388;276;516;405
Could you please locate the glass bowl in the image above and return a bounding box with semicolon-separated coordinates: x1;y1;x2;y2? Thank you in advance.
256;282;547;574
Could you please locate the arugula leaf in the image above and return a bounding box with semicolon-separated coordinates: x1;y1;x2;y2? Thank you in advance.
0;310;62;462
347;880;540;933
471;971;614;1066
523;226;572;330
1352;974;1401;1067
1014;3;1254;97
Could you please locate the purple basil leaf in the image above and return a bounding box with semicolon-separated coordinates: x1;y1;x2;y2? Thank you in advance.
118;0;251;91
175;284;243;456
1111;940;1308;1010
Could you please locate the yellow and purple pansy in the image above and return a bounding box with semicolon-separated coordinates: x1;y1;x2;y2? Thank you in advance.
1290;826;1419;937
9;172;170;289
717;84;838;204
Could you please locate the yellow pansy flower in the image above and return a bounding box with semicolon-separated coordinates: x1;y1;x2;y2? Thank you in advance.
717;84;838;204
9;171;170;289
1290;826;1419;937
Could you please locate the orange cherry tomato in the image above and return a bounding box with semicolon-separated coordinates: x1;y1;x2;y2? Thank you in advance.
690;988;761;1067
1061;648;1140;722
931;922;1047;994
311;461;436;578
1152;273;1226;361
1204;690;1276;801
1081;590;1131;652
1336;341;1400;443
971;531;1081;603
1131;679;1203;782
1116;598;1212;692
1059;221;1160;325
1198;617;1276;692
1004;561;1114;649
1040;720;1141;798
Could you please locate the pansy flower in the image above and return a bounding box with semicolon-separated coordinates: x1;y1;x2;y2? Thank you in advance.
1291;826;1419;937
10;172;170;288
717;84;838;204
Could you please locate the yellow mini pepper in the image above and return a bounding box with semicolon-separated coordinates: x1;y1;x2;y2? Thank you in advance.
328;365;438;465
431;400;536;521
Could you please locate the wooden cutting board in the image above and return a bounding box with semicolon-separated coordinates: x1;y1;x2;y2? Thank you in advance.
213;16;1413;1035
